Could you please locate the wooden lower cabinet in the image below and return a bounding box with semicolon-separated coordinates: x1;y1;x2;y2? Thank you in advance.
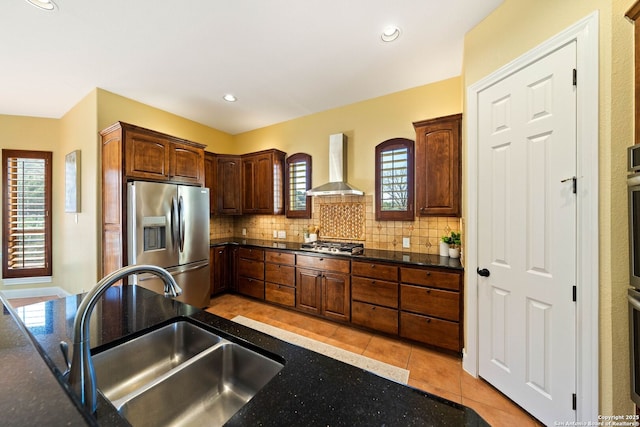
296;267;350;322
219;246;463;354
210;246;228;296
265;250;295;307
399;266;463;352
236;248;265;300
400;312;460;352
351;301;398;335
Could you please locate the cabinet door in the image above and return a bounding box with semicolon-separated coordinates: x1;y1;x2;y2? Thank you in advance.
414;114;461;216
170;143;204;185
296;268;322;315
216;156;242;215
323;272;350;322
125;130;170;180
210;246;228;296
204;152;216;214
242;152;274;214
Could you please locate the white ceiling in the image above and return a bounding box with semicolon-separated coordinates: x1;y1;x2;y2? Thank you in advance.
1;0;502;135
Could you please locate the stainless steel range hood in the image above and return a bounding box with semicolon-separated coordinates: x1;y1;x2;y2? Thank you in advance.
306;133;364;196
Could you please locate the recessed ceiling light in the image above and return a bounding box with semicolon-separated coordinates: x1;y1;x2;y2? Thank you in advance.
25;0;57;10
223;94;237;102
381;26;401;42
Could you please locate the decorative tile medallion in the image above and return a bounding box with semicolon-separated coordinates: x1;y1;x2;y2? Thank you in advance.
319;202;365;240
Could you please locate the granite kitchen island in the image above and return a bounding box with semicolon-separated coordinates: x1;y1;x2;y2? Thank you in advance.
1;285;487;426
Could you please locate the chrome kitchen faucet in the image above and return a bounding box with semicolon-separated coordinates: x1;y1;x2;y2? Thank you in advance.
64;264;182;414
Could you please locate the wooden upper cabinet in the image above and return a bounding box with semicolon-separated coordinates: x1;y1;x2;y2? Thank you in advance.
413;114;462;217
204;152;216;215
99;121;206;277
119;122;205;185
627;3;640;145
241;149;286;215
216;154;242;215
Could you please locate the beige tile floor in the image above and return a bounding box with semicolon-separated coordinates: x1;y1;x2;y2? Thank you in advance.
206;294;544;427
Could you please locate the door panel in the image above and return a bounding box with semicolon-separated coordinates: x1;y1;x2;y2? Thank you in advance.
477;41;577;425
177;185;209;265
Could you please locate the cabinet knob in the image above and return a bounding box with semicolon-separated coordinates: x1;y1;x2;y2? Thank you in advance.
426;318;431;324
371;280;376;285
370;264;376;268
425;289;431;294
426;272;431;276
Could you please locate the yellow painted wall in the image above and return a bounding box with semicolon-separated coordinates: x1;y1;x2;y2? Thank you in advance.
233;77;462;194
58;90;99;294
96;89;233;152
464;0;632;416
0;115;61;291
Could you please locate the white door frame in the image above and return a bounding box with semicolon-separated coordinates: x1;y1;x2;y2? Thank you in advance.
464;11;599;421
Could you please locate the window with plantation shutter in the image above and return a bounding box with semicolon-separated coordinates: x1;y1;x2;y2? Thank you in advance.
285;153;312;219
375;138;414;221
2;150;52;279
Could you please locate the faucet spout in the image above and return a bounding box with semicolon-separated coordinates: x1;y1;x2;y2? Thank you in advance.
67;264;182;414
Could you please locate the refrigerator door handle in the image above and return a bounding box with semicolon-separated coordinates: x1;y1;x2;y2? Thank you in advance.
171;196;179;249
178;195;185;252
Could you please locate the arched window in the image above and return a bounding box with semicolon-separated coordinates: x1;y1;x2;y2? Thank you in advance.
285;153;312;219
375;138;414;221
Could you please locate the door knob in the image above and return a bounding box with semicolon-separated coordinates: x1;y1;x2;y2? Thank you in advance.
477;267;490;277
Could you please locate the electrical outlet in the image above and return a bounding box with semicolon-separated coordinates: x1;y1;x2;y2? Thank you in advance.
242;228;247;236
278;230;286;239
273;230;278;238
402;237;410;248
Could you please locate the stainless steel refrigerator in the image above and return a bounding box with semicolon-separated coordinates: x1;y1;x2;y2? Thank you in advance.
127;181;210;308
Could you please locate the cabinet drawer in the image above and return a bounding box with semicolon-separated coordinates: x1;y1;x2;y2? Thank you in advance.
400;267;461;291
265;263;295;286
351;276;398;308
400;285;459;321
400;312;460;352
238;247;264;261
296;254;350;274
237;258;264;280
237;276;265;300
351;301;398;335
265;282;295;307
265;250;294;265
352;261;398;281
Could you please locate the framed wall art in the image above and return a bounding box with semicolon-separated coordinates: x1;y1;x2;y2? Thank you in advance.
65;150;80;213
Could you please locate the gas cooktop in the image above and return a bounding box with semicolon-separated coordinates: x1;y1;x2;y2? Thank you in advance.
300;241;364;256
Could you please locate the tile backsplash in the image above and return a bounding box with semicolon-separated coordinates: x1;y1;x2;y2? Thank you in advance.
209;195;460;255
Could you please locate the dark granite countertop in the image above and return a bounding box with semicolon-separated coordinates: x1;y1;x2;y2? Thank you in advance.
1;285;486;426
210;237;464;270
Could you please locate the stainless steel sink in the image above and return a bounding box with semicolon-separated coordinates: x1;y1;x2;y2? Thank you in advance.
93;320;222;402
92;320;284;427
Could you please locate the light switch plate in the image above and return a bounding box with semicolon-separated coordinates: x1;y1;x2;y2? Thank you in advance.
242;228;247;236
278;230;286;239
402;237;410;248
273;230;278;238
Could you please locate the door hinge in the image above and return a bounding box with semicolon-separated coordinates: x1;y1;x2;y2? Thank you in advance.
561;176;577;194
573;68;577;86
572;393;577;410
573;285;577;302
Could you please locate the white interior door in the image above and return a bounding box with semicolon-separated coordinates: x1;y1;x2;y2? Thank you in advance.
477;40;577;425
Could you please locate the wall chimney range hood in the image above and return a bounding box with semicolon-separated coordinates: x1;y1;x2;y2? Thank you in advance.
306;133;364;196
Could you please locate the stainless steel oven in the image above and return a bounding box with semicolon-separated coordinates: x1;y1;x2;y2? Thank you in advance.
629;145;640;406
629;170;640;289
629;288;640;406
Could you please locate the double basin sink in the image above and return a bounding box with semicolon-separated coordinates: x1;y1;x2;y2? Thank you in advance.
92;319;284;427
